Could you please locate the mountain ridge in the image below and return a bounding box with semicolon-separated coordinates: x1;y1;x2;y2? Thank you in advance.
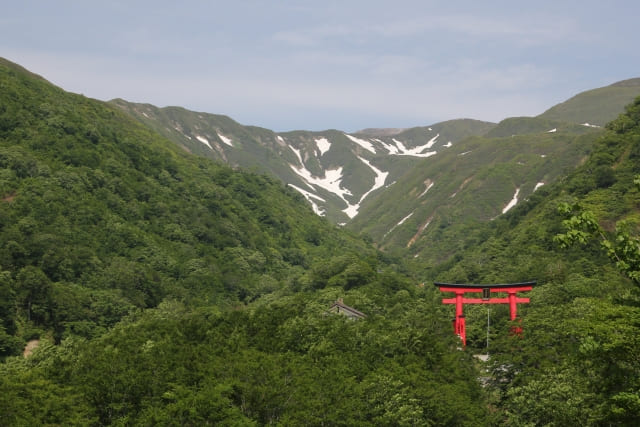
111;77;640;230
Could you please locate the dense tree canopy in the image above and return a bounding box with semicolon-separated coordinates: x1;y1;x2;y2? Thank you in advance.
1;57;639;425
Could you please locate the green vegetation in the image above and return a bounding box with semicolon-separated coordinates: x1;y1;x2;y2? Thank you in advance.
0;58;490;424
431;97;640;425
1;56;640;425
539;78;640;126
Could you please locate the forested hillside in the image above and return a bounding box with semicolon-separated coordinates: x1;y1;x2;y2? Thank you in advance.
1;56;639;425
0;59;490;424
432;98;640;425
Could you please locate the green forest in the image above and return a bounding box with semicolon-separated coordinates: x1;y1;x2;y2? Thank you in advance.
1;58;639;425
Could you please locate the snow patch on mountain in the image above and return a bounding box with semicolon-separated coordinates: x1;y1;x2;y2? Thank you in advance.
418;181;435;198
345;134;376;153
547;128;557;133
315;138;331;156
289;156;354;213
582;122;601;128
502;188;520;214
288;184;326;216
391;138;437;158
443;142;452;148
195;135;212;149
289;145;304;166
374;138;399;154
217;132;233;146
399;212;414;225
343;157;389;219
383;211;414;239
534;182;545;191
424;134;439;149
370;136;439;157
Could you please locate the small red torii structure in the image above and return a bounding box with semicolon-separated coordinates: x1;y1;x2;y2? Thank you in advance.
434;281;536;346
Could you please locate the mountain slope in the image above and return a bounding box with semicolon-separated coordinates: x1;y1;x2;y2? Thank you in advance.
0;58;491;425
111;99;496;223
112;78;640;235
0;57;381;344
429;96;640;425
539;77;640;126
347;78;640;257
348;124;601;260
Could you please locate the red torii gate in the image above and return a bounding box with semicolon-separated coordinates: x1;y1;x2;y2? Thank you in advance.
434;281;536;346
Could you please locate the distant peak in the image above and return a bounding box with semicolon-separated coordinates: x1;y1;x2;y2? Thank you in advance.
355;128;407;137
609;77;640;87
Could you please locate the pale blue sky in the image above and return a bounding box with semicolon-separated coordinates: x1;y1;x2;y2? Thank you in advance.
2;1;639;131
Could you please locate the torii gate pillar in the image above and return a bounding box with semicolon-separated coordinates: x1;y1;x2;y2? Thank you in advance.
435;281;536;346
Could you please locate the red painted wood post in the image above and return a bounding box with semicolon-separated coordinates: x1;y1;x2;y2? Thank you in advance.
455;291;466;345
508;291;517;320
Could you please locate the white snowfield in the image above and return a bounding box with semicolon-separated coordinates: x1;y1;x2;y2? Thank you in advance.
383;211;414;239
547;128;557;133
289;154;353;208
287;144;390;219
343;157;388;218
418;181;435;198
398;212;414;225
195;135;212;149
289;145;304;167
582;123;601;128
288;184;326;216
502;188;520;214
391;137;437;157
282;132;448;219
315;138;331;156
344;134;376;153
348;134;439;157
217;132;233;147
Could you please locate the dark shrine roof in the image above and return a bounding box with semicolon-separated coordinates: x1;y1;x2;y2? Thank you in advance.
434;281;536;289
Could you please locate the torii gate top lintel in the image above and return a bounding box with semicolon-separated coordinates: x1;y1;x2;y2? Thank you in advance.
434;281;536;346
434;281;536;290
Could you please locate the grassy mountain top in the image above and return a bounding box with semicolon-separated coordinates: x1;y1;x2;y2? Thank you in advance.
355;127;407;136
393;118;496;142
539;77;640;126
485;116;598;138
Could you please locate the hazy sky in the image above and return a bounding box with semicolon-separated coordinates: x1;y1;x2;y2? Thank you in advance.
2;1;639;132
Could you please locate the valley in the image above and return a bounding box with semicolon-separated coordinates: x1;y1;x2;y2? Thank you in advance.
1;57;640;425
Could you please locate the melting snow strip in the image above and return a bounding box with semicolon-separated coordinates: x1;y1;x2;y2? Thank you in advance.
217;132;233;147
418;181;434;198
343;157;389;218
534;182;545;191
288;184;326;216
289;145;304;166
345;134;376;154
502;188;520;214
383;211;414;239
195;135;212;149
315;137;331;156
392;138;437;157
